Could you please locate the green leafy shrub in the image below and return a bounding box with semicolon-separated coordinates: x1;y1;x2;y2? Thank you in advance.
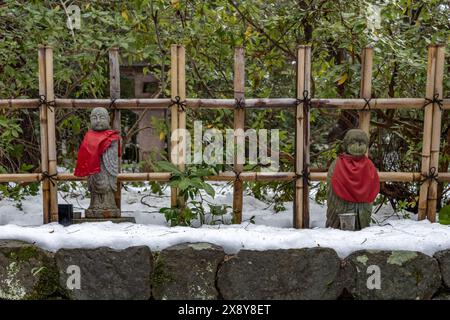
156;161;230;226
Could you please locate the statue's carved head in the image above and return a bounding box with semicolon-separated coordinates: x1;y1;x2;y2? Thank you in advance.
90;107;111;131
342;129;369;156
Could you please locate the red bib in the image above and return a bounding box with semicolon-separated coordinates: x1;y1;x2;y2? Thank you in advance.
74;130;121;177
331;153;380;203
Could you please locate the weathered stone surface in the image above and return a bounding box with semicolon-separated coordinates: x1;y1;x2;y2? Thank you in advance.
152;242;225;300
344;250;441;300
217;247;344;300
0;240;58;300
2;239;449;300
434;250;450;289
432;291;450;300
55;246;152;300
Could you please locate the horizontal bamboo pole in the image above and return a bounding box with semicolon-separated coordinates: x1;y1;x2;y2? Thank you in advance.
57;173;173;182
0;172;291;182
0;174;43;183
0;99;41;109
47;97;450;110
4;171;445;183
311;98;449;110
50;172;299;182
187;98;296;109
439;172;450;182
437;99;449;109
2;98;450;110
309;172;426;182
54;98;172;109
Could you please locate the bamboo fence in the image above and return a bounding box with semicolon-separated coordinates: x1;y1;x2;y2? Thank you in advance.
109;47;122;210
233;47;245;224
0;44;448;227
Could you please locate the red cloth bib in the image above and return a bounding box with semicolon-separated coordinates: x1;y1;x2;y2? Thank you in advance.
331;153;380;203
74;130;121;177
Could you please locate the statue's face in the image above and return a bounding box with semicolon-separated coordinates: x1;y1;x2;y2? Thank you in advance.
347;139;368;156
90;108;110;131
343;129;368;156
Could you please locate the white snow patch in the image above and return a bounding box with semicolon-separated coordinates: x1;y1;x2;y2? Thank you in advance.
0;182;448;258
0;219;449;258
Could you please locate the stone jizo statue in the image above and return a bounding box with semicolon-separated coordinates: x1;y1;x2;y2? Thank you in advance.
326;129;380;230
74;107;121;218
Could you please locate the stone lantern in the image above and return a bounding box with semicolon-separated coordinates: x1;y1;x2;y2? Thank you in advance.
120;62;165;168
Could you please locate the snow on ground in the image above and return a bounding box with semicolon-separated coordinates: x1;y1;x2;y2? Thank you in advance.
0;181;300;228
1;218;449;258
0;181;448;258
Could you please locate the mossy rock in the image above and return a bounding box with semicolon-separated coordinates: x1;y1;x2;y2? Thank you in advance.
344;250;441;300
0;240;58;300
55;246;153;300
434;249;450;289
152;243;225;300
217;247;345;300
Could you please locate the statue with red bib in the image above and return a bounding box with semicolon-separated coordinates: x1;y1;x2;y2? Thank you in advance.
74;107;121;219
326;129;380;230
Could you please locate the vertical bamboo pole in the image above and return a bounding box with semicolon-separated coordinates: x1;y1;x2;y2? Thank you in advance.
294;45;311;228
177;45;186;209
45;46;58;222
177;46;186;172
358;47;373;138
302;46;311;228
38;47;50;224
426;44;445;222
232;47;245;224
109;48;122;210
294;46;305;229
418;45;438;220
170;44;179;207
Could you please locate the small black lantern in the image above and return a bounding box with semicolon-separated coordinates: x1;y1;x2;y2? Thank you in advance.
58;204;73;226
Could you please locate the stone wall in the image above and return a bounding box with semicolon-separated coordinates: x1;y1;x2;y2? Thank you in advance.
1;240;450;300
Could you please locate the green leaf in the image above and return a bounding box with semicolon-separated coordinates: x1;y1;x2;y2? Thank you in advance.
155;161;182;175
178;179;191;192
209;204;227;216
10;144;24;158
189;177;204;189
0;117;8;127
202;182;215;198
20;163;34;173
168;180;180;188
439;205;450;225
10;129;19;138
